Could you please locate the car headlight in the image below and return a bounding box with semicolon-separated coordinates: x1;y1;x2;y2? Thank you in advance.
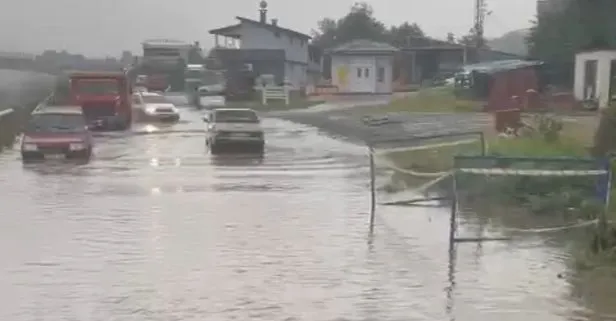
145;106;157;114
22;143;37;151
69;143;85;150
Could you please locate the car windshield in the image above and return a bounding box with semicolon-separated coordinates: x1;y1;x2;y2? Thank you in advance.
215;110;259;123
26;114;86;133
142;95;168;104
75;80;119;95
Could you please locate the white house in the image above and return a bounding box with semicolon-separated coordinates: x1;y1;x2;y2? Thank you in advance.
208;1;319;88
328;40;398;94
574;50;616;109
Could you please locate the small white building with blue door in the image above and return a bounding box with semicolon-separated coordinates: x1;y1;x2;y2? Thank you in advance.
328;40;398;94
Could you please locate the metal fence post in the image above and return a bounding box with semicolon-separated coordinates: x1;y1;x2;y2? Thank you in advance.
369;146;376;234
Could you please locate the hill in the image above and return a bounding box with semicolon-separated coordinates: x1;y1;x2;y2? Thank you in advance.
488;29;529;56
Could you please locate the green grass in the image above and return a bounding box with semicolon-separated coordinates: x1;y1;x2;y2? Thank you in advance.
386;141;481;173
376;87;481;114
488;135;588;157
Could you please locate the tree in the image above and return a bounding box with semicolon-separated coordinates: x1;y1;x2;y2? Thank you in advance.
311;3;388;48
446;32;455;43
457;28;485;47
527;0;616;63
388;22;424;47
310;2;424;49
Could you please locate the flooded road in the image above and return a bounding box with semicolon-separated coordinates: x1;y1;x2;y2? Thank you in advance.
0;96;615;320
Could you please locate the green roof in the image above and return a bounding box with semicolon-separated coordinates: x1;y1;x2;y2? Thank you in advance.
461;59;543;74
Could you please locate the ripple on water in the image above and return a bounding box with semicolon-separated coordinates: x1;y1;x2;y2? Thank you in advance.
1;103;616;320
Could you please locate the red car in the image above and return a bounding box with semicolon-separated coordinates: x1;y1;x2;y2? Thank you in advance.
21;106;93;161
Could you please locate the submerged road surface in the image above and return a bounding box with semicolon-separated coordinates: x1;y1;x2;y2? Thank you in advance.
0;97;615;320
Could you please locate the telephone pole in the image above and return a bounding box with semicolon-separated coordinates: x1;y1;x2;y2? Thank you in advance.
474;0;486;48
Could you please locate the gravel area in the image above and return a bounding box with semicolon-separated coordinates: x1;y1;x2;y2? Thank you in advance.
269;101;491;147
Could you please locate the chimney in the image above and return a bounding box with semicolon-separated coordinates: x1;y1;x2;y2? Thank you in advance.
259;0;268;23
271;19;278;26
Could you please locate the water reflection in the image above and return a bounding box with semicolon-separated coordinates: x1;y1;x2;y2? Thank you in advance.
3;100;616;320
22;161;90;176
210;153;265;167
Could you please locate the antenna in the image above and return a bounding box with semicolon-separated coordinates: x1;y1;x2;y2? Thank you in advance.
474;0;486;48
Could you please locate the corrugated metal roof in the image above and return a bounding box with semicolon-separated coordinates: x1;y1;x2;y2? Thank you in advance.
461;59;543;74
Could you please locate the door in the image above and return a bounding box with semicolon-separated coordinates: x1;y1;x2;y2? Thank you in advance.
610;60;616;103
351;64;374;93
584;60;598;100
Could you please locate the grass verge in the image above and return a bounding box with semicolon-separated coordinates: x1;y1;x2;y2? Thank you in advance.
375;87;481;114
385;116;593;174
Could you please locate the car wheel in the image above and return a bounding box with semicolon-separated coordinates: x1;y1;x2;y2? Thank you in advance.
21;152;40;162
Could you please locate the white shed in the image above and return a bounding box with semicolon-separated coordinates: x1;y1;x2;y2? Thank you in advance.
328;40;398;94
574;50;616;109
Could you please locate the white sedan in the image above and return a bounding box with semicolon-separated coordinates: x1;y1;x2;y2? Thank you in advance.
132;91;180;122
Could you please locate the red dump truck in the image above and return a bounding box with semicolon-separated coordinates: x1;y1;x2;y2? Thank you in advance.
67;71;133;130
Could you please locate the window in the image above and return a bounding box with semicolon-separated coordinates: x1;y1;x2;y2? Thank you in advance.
214;109;259;123
357;68;362;78
364;68;370;78
377;67;385;82
75;80;119;95
142;95;169;104
27;114;86;133
143;48;181;58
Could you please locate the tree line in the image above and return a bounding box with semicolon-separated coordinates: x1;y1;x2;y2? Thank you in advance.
310;2;474;50
526;0;616;85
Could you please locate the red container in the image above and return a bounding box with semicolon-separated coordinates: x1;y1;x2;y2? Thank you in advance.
487;67;539;112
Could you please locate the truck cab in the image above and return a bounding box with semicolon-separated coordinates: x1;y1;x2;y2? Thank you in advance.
68;71;132;131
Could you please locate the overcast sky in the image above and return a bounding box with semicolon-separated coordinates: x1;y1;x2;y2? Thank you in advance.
0;0;537;57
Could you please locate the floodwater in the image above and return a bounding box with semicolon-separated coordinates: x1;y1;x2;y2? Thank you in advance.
0;93;615;320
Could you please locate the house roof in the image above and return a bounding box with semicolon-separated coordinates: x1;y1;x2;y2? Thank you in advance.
208;17;311;40
459;59;543;74
328;40;399;55
208;24;243;38
398;36;465;50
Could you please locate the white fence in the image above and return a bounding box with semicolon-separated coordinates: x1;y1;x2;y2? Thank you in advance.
257;86;290;105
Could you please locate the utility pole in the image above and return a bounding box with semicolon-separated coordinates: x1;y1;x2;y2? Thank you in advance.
474;0;486;48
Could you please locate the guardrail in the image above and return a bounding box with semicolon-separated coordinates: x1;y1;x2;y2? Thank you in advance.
0;93;53;152
0;108;18;149
257;86;290;105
